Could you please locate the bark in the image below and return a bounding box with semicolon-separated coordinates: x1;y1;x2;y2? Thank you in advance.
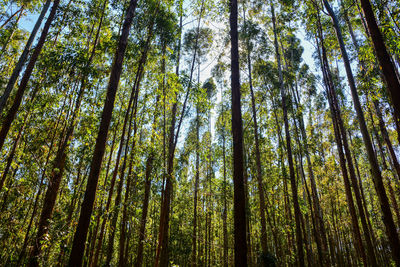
68;0;138;264
229;0;247;265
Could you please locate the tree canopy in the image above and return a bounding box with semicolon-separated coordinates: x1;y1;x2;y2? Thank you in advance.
0;0;400;266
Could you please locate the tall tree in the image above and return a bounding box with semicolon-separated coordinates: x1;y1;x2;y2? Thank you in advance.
68;0;138;264
229;0;247;265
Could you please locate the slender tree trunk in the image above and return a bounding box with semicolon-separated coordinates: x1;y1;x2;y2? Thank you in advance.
117;153;134;267
290;91;321;266
229;0;247;264
91;43;147;266
0;6;24;30
134;154;154;267
273;104;294;261
0;110;27;191
0;6;24;56
105;16;152;264
221;96;228;267
244;14;268;258
29;3;107;263
15;91;68;265
243;149;252;266
191;107;200;267
68;0;138;264
156;115;175;267
134;42;164;266
292;83;329;264
374;100;400;179
154;4;183;266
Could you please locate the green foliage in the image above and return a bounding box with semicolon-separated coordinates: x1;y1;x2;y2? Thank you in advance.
0;0;399;265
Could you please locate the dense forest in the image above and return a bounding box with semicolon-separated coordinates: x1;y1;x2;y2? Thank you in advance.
0;0;400;265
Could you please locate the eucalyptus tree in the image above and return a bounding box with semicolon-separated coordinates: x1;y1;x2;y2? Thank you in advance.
311;5;370;264
212;60;230;267
1;0;400;265
183;25;213;267
229;0;247;264
240;7;271;261
68;0;139;263
134;6;176;267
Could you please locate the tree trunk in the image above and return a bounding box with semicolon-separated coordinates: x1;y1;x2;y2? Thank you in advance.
221;96;228;267
374;100;400;179
91;37;147;265
154;4;184;266
191;107;200;267
105;16;152;264
244;13;268;258
135;154;154;267
68;0;138;264
229;0;247;264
